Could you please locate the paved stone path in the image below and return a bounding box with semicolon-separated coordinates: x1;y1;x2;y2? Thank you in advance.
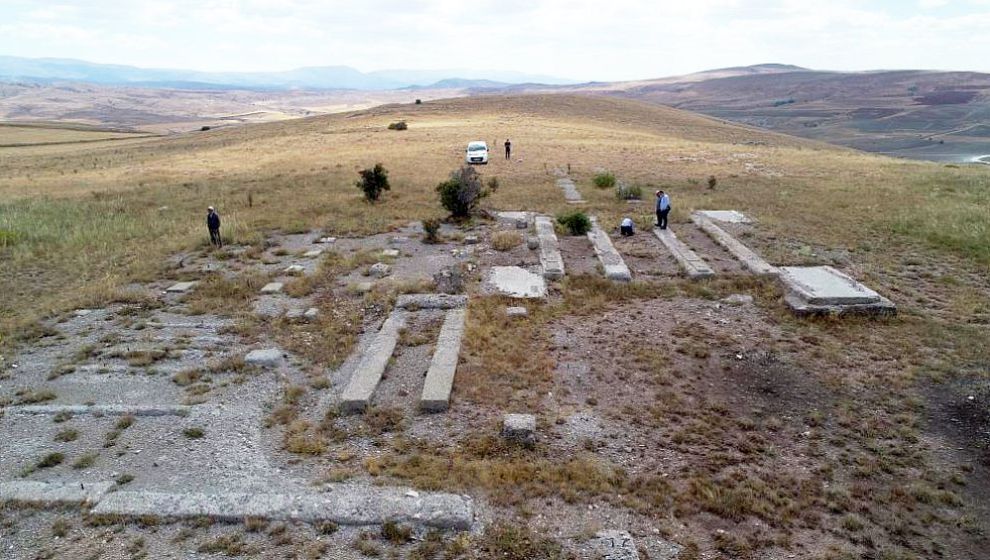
420;309;467;412
535;216;565;280
691;212;778;276
588;218;632;282
653;227;715;280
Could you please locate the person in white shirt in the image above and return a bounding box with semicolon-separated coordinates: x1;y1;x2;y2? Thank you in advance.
620;217;634;236
655;190;671;230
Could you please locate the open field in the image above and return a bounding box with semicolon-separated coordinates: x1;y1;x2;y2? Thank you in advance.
1;94;990;558
0;122;156;147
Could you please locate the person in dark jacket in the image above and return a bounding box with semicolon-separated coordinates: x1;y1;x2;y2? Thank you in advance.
207;206;222;248
504;139;511;160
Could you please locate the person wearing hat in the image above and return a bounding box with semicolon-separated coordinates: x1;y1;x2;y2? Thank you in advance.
207;206;222;248
655;190;670;230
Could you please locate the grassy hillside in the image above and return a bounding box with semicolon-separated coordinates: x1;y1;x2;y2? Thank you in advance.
2;93;990;557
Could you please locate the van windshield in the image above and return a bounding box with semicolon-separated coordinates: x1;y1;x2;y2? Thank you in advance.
468;144;487;151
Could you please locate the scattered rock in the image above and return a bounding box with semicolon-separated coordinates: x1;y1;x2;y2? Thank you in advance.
303;249;323;258
284;265;305;275
382;249;400;258
260;282;284;294
722;294;754;305
303;307;319;320
463;235;480;245
317;237;336;244
245;348;283;367
165;281;197;293
433;266;465;295
502;413;536;447
369;263;391;278
389;236;410;245
526;236;540;250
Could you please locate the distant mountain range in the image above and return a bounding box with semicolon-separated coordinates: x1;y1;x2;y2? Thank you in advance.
0;56;574;90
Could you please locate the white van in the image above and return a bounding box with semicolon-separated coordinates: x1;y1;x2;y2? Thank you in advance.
465;141;489;164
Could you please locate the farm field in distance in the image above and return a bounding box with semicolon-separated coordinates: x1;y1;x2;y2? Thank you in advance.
1;94;989;559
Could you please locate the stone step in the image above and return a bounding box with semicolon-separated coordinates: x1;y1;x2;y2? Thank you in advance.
588;218;632;282
691;213;777;276
420;309;467;412
653;227;715;280
534;216;565;280
339;312;405;413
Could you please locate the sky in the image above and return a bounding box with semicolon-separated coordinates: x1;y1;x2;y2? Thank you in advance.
1;0;989;82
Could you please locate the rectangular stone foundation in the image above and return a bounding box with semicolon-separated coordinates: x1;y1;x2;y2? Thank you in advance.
780;266;896;317
691;213;777;276
535;216;565;280
588;219;632;282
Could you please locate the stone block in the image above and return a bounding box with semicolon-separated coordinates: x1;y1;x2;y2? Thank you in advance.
396;294;468;310
780;266;896;317
369;263;391;278
463;235;480;245
506;306;528;317
502;413;536;446
420;309;466;412
526;236;539;250
317;237;336;244
303;307;319;320
165;281;197;293
487;267;547;299
260;282;284;294
245;348;283;367
284;265;305;274
382;249;400;258
303;249;323;258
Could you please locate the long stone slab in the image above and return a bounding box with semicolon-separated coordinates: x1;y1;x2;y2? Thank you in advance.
339;312;405;413
0;480;115;506
691;213;777;276
556;177;585;203
654;228;715;280
420;309;466;412
588;218;632;282
535;216;565;280
486;266;548;299
396;294;467;310
6;404;193;417
89;485;473;529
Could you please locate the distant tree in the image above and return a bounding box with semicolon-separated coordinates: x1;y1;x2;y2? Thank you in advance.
436;166;488;218
355;164;390;202
415;99;422;105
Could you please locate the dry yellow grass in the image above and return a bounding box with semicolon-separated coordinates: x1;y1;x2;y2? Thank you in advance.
1;93;988;350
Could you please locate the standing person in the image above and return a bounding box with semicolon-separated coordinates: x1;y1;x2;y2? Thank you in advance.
207;206;222;248
504;139;511;160
655;190;671;230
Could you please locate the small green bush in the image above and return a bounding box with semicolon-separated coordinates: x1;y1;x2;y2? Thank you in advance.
436;166;489;218
387;121;408;131
592;171;617;189
557;211;592;236
421;219;441;243
615;183;643;200
355;164;390;202
0;229;18;248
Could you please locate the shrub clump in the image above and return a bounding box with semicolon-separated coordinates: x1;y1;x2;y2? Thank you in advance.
592;171;617;189
556;211;592;236
387;121;408;131
436;166;489;218
491;231;522;251
421;219;441;243
615;183;643;200
355;163;390;202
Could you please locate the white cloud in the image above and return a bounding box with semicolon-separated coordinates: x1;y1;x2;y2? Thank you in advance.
0;0;989;80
